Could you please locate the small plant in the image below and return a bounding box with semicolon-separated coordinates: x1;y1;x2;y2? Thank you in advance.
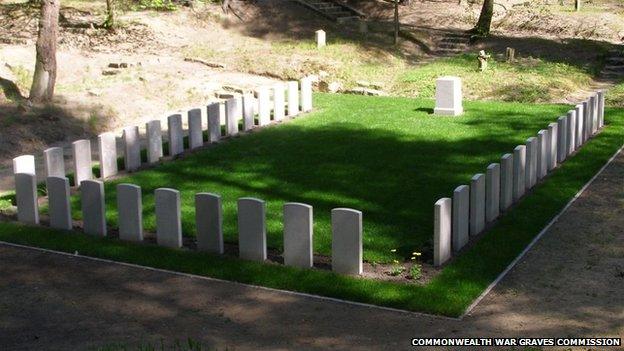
389;259;405;276
409;263;422;280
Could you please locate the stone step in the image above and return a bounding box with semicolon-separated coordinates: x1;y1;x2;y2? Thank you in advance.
603;65;624;71
437;42;467;50
440;37;470;43
605;57;624;64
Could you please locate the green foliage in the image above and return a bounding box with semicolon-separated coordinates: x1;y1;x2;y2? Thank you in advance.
133;0;176;11
409;264;422;280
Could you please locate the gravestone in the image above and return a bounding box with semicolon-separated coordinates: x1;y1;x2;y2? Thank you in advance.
167;114;184;156
188;108;204;150
589;94;597;134
597;90;605;128
123;126;141;172
500;153;513;211
273;83;286;121
98;132;118;179
287;81;300;117
537;130;548;180
485;163;500;223
44;147;65;178
566;110;576;157
195;193;224;254
257;87;271;126
557;116;567;163
574;104;584;149
47;176;72;230
146;120;163;164
15;173;39;224
207;102;222;143
117;183;143;242
582;100;590;142
513;145;526;202
80;180;106;236
300;77;313;112
13;155;35;175
283;202;314;268
155;188;182;249
242;93;255;131
72;139;93;186
434;76;463;116
331;208;363;274
315;29;326;48
469;173;485;236
547;123;558;171
434;198;452;267
225;97;241;136
452;185;469;252
525;137;537;189
238;197;267;261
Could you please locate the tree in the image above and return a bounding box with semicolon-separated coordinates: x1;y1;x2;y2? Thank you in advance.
104;0;115;29
472;0;494;37
29;0;60;103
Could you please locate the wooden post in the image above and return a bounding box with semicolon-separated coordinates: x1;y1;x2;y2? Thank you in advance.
394;0;399;45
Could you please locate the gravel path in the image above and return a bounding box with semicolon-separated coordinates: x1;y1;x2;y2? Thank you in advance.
0;151;622;350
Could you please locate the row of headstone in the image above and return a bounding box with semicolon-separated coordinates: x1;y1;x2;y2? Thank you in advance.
12;77;315;186
433;91;606;267
14;175;363;275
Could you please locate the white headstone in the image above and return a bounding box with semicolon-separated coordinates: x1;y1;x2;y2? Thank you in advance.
557;116;567;163
513;145;526;202
537;130;548;180
98;132;118;179
72;139;92;186
195;193;224;254
117;183;143;242
434;76;463;116
485;163;500;223
237;197;267;262
273;82;286;121
242;93;255;131
525;137;537;189
155;188;182;249
146;120;163;164
188;108;204;150
47;176;72;230
566;110;576;157
13;155;35;175
547;122;558;171
300;77;313;112
257;87;271;126
207;102;222;143
225;97;241;136
452;185;469;252
80;179;106;236
315;29;326;48
434;198;452;267
167;114;184;156
574;104;584;149
469;173;485;236
43;147;65;178
582;100;590;142
500;153;513;211
123;126;141;172
283;202;313;268
287;81;300;117
589;94;598;134
15;173;39;224
597;90;605;128
331;208;362;275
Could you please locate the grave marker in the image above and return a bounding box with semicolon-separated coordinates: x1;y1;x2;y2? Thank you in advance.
469;173;485;236
72;139;92;186
15;173;39;224
273;83;285;121
257;87;271;126
331;208;363;274
188;108;204;149
123;126;141;172
525;137;537;189
434;198;452;266
117;183;143;242
283;202;314;268
167;114;184;156
44;147;65;178
207;102;222;143
486;163;500;223
47;176;72;230
225;97;241;136
500;153;513;211
287;81;300;117
195;193;224;254
238;197;267;262
13;155;35;175
537;130;548;180
452;185;469;252
434;76;463;116
242;93;255;131
80;180;106;236
155;188;182;249
146;120;163;164
513;145;526;202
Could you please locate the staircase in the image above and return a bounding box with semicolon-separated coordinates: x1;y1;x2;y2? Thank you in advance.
600;50;624;80
433;31;472;56
292;0;365;23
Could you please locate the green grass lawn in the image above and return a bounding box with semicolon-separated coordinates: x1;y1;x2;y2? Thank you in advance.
63;93;575;263
2;95;623;316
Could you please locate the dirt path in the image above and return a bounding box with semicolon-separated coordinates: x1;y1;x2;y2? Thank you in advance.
0;150;622;350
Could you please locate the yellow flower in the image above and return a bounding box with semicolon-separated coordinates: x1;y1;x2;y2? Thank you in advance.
390;249;397;252
412;252;422;256
392;259;399;264
411;257;416;260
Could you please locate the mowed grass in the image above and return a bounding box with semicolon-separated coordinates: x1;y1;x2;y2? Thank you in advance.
2;101;623;316
67;93;572;263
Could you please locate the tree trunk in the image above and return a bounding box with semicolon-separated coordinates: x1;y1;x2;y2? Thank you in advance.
575;0;581;11
393;0;399;45
104;0;115;29
472;0;494;36
29;0;60;103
